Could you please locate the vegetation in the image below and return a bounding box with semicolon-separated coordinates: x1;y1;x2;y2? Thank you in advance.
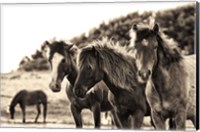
19;4;195;71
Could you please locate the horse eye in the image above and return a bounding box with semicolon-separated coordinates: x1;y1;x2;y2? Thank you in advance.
154;46;158;49
88;65;92;70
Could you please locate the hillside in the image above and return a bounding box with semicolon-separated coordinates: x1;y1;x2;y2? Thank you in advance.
18;4;195;72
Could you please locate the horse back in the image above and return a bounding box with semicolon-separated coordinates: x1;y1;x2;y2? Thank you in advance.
24;90;47;105
183;55;196;119
183;55;196;88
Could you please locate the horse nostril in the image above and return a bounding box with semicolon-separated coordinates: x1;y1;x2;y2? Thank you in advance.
74;89;80;96
148;70;151;76
74;89;85;98
138;70;142;76
138;69;150;80
75;89;79;96
56;84;59;88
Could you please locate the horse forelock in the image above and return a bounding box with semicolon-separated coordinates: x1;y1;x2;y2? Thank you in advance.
78;39;138;90
46;40;78;61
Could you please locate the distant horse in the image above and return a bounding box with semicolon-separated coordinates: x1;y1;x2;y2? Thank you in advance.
9;90;47;123
44;40;121;128
73;38;154;129
130;23;196;130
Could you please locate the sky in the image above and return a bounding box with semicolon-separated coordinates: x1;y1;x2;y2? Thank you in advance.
1;1;193;73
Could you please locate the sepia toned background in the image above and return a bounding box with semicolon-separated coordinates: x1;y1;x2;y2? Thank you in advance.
0;1;197;130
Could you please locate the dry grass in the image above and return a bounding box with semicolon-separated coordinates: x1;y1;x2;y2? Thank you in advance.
0;71;195;130
0;71;115;129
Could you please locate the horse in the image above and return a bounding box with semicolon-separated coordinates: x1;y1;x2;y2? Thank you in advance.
9;90;47;123
44;40;121;128
73;38;156;129
130;23;196;130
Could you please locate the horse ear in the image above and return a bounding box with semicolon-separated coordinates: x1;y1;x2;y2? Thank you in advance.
45;41;50;46
132;23;138;31
153;23;159;33
68;44;74;50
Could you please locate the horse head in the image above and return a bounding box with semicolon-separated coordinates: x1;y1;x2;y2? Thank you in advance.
74;46;104;98
45;40;76;92
130;23;159;83
9;105;15;119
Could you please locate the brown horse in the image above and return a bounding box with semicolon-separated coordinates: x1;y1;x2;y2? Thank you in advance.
9;90;47;123
130;23;196;130
73;38;155;129
44;40;121;128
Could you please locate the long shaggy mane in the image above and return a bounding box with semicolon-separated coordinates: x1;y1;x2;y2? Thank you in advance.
156;31;183;67
78;38;140;90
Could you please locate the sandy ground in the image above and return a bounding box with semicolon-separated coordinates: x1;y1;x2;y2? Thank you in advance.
0;71;196;130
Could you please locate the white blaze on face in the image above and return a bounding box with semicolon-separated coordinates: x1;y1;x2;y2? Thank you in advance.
45;46;50;60
50;53;65;84
142;39;148;46
135;52;143;72
129;29;136;48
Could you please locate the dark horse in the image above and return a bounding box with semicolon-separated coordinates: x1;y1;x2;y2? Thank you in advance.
9;90;47;123
44;40;120;128
73;38;153;129
130;23;196;130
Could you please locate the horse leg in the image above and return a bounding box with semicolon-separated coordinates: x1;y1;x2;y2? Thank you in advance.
116;111;130;128
70;104;82;128
132;110;145;129
168;118;176;130
19;103;26;123
151;110;166;129
174;108;186;130
35;103;41;123
110;110;122;128
43;102;47;123
91;103;101;128
190;116;196;128
150;115;156;128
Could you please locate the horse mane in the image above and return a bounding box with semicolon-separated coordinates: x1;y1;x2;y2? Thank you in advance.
156;31;183;67
78;38;139;90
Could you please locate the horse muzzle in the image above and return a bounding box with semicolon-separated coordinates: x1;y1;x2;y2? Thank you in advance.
137;69;151;83
49;82;61;92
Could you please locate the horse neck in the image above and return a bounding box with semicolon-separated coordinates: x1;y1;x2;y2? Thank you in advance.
66;62;78;86
10;94;20;108
98;50;138;94
103;73;125;96
156;36;182;67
